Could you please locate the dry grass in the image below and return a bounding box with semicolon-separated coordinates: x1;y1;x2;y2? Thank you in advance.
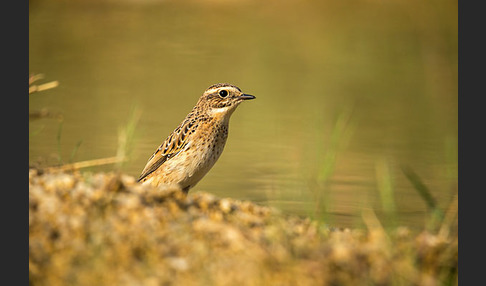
29;170;457;286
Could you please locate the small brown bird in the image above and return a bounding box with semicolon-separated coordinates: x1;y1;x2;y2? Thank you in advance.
137;83;255;193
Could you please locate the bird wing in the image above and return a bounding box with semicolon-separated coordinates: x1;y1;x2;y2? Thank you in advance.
137;117;197;182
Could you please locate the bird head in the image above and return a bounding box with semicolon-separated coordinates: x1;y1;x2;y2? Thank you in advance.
197;83;255;117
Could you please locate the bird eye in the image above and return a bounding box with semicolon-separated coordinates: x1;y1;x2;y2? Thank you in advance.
219;90;228;97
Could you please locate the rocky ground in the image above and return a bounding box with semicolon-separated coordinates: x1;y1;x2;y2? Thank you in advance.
29;169;457;286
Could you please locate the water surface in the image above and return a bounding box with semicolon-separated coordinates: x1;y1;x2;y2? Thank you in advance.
29;0;458;229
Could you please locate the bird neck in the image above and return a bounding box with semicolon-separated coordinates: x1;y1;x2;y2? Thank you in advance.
208;105;237;124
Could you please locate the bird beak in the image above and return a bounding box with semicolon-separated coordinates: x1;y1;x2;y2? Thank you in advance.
239;94;256;100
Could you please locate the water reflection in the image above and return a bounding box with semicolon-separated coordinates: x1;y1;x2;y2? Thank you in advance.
29;0;457;229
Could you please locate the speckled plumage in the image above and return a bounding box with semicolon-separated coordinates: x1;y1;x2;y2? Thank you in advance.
138;83;255;193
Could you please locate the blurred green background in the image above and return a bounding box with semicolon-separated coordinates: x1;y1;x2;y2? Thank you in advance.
29;0;457;229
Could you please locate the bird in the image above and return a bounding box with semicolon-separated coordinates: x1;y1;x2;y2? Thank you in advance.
137;83;255;193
